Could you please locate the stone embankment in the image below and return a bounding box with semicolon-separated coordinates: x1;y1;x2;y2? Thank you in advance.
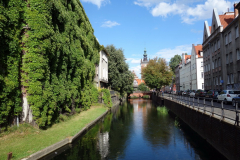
152;94;240;160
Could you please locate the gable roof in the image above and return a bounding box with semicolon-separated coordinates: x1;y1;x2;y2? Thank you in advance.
194;45;203;58
219;14;234;29
203;21;211;42
184;55;191;63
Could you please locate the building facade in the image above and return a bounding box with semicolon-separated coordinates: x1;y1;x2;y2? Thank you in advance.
94;50;109;88
190;44;204;90
179;53;191;91
202;5;240;90
175;64;180;91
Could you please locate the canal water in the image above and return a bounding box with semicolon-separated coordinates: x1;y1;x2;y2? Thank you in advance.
44;99;226;160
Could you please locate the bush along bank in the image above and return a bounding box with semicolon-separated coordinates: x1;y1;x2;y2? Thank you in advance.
142;95;150;99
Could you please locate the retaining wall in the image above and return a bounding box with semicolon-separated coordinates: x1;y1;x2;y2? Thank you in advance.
152;94;240;160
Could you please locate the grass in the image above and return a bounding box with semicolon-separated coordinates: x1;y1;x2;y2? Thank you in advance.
0;105;108;160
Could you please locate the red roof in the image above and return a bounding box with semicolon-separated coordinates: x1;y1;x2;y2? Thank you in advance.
184;55;191;63
209;26;211;33
219;14;234;29
194;45;203;58
136;79;145;85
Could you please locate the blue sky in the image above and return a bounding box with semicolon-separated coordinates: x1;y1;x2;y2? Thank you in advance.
81;0;236;78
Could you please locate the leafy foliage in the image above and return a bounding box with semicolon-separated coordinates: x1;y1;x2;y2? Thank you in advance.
105;45;134;96
137;82;149;91
142;95;150;99
101;89;112;108
0;0;24;128
0;0;101;127
142;57;173;90
169;54;181;72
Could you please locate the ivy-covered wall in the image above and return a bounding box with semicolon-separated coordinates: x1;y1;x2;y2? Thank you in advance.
0;0;101;128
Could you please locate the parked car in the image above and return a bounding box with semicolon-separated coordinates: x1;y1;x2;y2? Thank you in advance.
195;89;206;99
217;90;240;104
178;91;184;95
205;90;221;101
185;90;192;96
189;90;196;98
182;90;188;96
232;95;240;107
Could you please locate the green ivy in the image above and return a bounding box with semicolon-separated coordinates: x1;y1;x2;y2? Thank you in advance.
0;0;101;128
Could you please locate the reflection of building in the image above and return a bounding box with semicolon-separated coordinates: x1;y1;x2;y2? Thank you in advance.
98;132;109;159
94;49;109;88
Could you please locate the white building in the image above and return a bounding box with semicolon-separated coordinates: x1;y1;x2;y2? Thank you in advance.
179;53;191;91
94;50;108;88
190;44;204;90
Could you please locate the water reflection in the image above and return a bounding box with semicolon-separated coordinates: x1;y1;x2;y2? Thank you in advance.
46;99;226;160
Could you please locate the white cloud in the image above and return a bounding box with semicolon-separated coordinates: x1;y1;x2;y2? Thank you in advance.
82;0;110;8
130;65;141;78
126;58;141;64
101;21;120;28
134;0;233;24
153;45;192;62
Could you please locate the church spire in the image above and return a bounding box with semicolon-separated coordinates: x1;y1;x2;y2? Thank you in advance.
143;48;147;61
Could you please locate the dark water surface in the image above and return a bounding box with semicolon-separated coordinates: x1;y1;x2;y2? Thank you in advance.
45;99;227;160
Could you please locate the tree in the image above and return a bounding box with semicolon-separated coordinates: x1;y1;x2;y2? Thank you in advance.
105;45;134;96
169;54;181;72
142;57;173;90
138;83;149;91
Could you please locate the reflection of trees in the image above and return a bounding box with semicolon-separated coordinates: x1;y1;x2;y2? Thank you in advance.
106;102;134;159
51;123;102;160
143;106;174;149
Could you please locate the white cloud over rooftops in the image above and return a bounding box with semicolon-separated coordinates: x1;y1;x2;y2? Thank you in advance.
153;44;192;62
82;0;110;8
134;0;233;24
126;58;141;64
101;21;120;28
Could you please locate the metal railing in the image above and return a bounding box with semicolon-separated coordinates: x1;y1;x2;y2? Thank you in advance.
154;92;239;126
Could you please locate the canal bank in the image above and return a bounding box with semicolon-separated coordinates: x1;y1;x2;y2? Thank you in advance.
152;94;240;160
21;98;125;160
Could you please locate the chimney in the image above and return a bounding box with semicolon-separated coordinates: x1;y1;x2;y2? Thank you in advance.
182;53;185;64
234;3;239;18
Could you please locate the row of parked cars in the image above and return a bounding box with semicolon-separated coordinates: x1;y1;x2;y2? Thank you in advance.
175;89;240;107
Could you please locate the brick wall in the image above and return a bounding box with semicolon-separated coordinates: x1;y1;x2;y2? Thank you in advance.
152;94;240;160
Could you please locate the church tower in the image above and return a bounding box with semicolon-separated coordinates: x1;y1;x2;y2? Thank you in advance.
140;48;149;79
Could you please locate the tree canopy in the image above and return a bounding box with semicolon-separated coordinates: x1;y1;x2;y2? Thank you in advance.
138;83;149;91
142;57;173;90
105;45;134;96
169;54;181;72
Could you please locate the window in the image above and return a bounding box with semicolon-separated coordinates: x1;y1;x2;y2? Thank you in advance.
212;61;214;69
217;39;220;49
220;76;222;85
202;83;204;89
228;32;232;43
201;72;204;78
238;72;240;81
236;26;239;38
213;77;215;85
214;42;217;51
216;77;218;85
225;34;228;45
228;74;230;84
231;74;234;84
229;52;233;63
218;58;221;67
201;61;203;67
226;54;229;64
237;49;240;60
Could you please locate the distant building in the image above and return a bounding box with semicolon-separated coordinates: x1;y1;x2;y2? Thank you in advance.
132;70;145;90
179;54;191;91
94;49;109;88
202;4;240;90
190;44;204;90
175;64;180;91
140;49;149;79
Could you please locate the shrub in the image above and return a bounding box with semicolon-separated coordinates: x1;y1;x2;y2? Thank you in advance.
130;96;138;99
142;95;150;99
101;89;112;108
